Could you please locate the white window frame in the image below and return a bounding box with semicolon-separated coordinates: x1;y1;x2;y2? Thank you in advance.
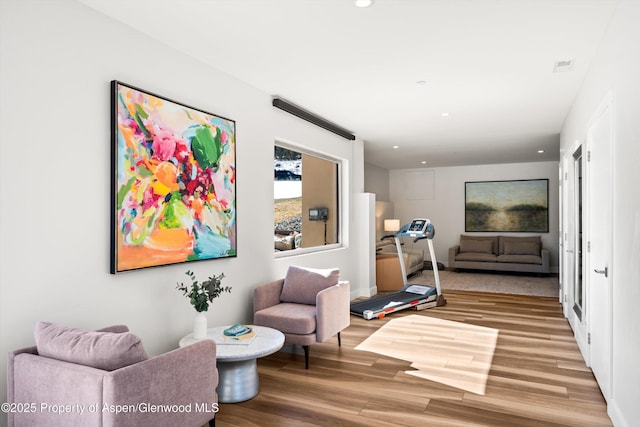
274;141;343;258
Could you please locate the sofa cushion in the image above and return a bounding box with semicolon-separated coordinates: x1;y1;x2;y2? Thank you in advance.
499;236;541;255
497;254;543;265
280;266;340;305
460;234;498;255
503;241;540;256
34;322;148;371
455;252;498;262
254;303;317;335
459;238;494;254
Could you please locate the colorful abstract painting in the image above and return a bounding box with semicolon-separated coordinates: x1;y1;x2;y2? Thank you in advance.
111;81;236;273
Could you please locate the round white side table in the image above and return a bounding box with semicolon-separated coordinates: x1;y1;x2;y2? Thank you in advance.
179;325;284;403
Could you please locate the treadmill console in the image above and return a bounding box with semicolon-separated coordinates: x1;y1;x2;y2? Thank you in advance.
406;218;430;236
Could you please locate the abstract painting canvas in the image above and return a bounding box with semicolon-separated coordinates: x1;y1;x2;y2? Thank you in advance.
111;81;236;273
465;179;548;232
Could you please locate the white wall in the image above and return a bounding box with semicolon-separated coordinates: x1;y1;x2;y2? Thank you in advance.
364;162;390;202
560;1;640;425
375;201;394;241
0;0;366;418
389;162;560;270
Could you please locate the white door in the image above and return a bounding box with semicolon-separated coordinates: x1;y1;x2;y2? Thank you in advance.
585;93;613;401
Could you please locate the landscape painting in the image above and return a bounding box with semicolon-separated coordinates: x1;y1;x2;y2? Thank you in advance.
465;179;548;232
111;81;236;273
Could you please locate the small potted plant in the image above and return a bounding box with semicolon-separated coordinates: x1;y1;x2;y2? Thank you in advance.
177;270;232;339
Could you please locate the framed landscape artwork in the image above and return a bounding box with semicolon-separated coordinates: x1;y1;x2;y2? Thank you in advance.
111;81;236;273
465;179;549;232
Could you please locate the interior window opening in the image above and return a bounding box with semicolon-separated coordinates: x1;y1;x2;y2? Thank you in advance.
274;145;340;254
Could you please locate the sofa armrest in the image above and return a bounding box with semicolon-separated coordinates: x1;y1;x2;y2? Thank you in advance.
403;248;424;273
253;279;285;314
541;248;550;273
449;245;460;267
103;340;218;427
403;247;423;256
316;281;350;342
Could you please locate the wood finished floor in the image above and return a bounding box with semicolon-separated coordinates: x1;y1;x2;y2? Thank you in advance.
215;291;611;427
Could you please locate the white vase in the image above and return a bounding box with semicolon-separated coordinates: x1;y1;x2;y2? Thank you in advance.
193;312;207;339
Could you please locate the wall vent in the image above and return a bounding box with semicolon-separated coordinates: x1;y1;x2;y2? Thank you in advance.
553;59;574;73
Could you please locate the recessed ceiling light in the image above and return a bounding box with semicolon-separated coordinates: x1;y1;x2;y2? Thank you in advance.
421;161;427;164
538;150;545;154
392;145;399;149
354;0;373;7
416;80;427;85
441;112;450;117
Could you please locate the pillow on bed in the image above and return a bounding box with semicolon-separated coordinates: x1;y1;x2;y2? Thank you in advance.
34;322;148;371
280;266;340;305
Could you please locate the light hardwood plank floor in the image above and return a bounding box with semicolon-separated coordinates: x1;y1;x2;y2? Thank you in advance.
215;291;611;427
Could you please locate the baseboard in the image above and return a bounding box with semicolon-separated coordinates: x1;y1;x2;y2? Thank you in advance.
349;287;377;300
608;399;629;427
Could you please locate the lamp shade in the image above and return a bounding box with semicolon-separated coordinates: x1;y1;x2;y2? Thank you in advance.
384;219;401;233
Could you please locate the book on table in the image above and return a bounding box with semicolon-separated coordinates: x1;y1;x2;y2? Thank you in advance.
223;323;253;337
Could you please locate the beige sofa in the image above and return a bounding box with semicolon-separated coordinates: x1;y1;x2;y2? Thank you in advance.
376;240;424;290
449;235;550;274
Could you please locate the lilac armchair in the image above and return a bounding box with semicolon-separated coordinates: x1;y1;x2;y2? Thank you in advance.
253;266;350;369
7;323;218;427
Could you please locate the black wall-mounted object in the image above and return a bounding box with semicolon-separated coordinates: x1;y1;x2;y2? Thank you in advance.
309;207;329;222
272;97;356;141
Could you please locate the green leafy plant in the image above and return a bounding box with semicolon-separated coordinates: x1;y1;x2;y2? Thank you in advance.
176;270;232;312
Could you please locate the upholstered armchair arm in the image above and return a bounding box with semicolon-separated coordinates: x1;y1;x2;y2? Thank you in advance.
103;339;218;427
7;324;132;427
254;279;284;314
316;281;351;343
8;353;107;426
6;345;37;422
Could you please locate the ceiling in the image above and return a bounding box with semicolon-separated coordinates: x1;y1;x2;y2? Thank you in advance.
80;0;618;169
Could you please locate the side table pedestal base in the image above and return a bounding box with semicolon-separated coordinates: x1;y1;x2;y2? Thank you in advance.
217;359;259;403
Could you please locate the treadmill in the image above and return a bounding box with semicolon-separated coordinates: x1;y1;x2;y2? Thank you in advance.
350;218;446;320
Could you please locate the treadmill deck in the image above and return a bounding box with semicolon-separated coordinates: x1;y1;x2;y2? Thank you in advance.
350;285;438;320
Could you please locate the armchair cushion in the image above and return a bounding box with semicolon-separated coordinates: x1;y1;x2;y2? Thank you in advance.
253;303;317;335
280;266;340;305
34;321;148;371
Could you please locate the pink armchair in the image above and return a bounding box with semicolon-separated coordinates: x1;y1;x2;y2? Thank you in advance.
253;266;350;369
7;323;218;427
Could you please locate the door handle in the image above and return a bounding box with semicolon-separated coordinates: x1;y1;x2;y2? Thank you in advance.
594;267;608;278
566;250;574;253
